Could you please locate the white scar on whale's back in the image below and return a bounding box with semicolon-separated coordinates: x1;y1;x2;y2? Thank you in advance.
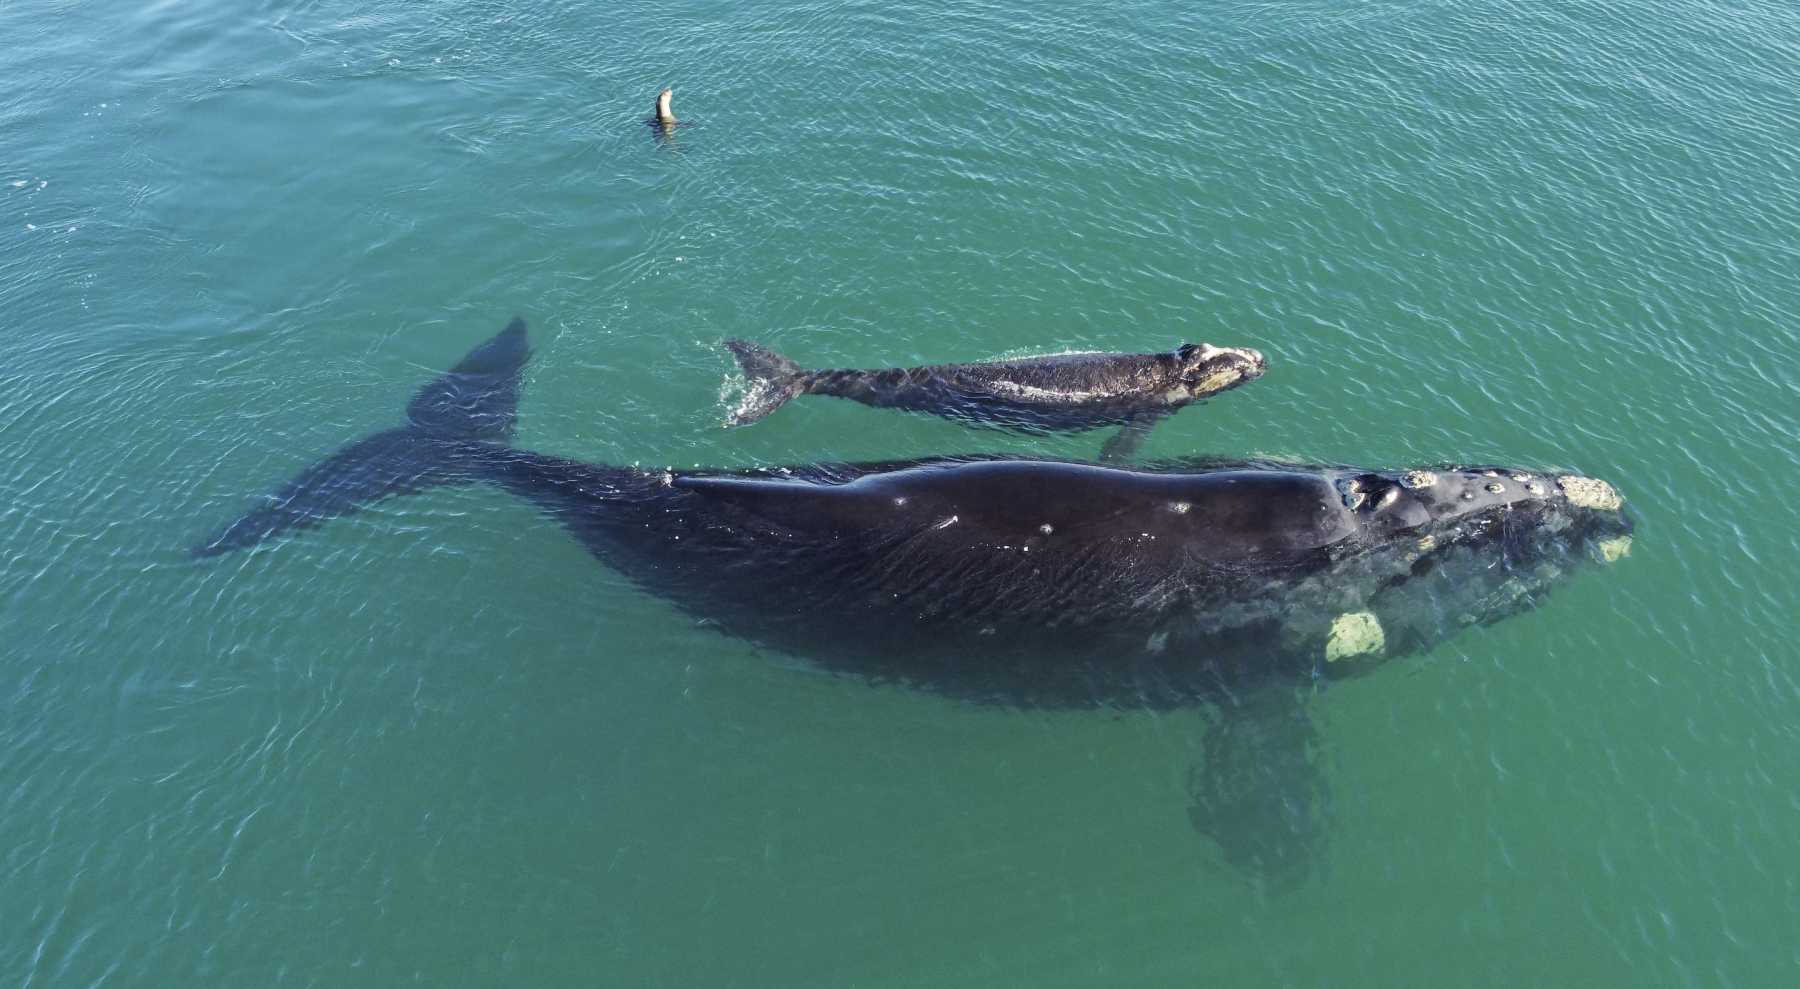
981;378;1118;403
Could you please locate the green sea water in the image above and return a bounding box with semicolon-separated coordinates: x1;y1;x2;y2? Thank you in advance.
4;0;1798;984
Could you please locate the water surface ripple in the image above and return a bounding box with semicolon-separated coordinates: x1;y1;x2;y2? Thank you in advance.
3;0;1798;984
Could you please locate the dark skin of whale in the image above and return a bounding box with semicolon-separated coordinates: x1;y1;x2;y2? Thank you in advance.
197;319;1631;707
192;318;1633;885
723;339;1267;461
477;451;1630;705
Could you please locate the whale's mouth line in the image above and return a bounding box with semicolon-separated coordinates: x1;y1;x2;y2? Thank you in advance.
1187;355;1265;395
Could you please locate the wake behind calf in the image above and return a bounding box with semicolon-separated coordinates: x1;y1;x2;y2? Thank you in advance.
722;339;1266;460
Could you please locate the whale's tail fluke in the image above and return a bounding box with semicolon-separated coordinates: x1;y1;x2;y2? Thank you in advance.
722;339;812;426
404;317;529;440
192;318;531;557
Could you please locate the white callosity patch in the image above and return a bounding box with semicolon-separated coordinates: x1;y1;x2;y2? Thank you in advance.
1598;535;1633;563
1325;611;1385;662
1402;470;1438;490
1557;476;1624;511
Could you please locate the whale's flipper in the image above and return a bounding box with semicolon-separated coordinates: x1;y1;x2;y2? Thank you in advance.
192;318;530;557
1187;685;1331;890
722;339;810;426
1098;410;1170;464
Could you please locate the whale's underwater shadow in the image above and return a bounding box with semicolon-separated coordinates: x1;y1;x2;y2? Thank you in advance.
192;319;1635;888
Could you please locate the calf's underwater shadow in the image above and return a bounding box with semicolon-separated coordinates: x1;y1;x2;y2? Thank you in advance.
193;318;1635;887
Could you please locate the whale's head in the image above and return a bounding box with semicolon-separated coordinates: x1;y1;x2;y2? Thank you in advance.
1342;466;1632;549
1313;465;1634;672
1175;343;1266;399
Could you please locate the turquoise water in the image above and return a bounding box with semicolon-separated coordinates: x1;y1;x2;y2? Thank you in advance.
5;0;1798;983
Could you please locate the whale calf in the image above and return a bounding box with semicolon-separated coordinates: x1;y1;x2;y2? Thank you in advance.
198;319;1631;707
723;339;1267;460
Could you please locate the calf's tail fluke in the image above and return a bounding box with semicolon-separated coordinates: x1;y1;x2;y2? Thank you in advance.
722;338;810;426
191;317;532;557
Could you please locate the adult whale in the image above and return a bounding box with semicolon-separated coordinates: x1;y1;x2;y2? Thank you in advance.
192;318;1634;884
196;318;1632;707
722;339;1267;461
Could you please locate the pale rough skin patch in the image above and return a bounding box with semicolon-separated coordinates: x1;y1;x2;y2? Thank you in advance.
1598;535;1633;563
1558;475;1623;511
1402;470;1438;490
1189;368;1243;398
1325;611;1385;662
